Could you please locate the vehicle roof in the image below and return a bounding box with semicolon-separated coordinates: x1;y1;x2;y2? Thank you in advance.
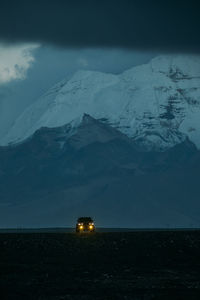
77;217;93;222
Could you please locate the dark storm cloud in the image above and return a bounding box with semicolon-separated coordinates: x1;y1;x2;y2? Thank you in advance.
0;0;200;52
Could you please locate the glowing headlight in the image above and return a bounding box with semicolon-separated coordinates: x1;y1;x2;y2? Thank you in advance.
89;225;93;229
79;225;83;229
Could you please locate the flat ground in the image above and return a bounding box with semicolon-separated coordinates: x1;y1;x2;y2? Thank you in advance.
0;230;200;300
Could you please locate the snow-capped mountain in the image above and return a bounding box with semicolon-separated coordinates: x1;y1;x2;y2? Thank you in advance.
1;55;200;150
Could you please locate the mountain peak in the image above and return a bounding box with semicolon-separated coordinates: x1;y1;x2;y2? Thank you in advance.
82;113;96;124
1;55;200;150
68;113;130;150
150;55;200;78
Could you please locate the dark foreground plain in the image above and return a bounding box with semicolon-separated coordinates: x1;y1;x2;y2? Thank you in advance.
0;230;200;300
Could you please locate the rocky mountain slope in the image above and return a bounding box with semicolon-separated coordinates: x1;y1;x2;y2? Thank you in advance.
1;55;200;151
0;115;200;228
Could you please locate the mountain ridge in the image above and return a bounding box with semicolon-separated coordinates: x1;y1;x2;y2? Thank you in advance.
0;114;200;227
1;55;200;151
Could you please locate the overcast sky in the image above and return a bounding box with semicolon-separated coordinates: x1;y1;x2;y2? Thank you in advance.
0;0;200;138
1;0;200;51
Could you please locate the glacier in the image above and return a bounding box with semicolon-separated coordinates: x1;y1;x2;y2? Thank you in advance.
1;55;200;150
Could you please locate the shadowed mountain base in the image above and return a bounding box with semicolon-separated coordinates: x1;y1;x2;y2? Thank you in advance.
0;115;200;228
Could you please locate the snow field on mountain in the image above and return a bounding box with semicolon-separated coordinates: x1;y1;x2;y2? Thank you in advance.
1;55;200;150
